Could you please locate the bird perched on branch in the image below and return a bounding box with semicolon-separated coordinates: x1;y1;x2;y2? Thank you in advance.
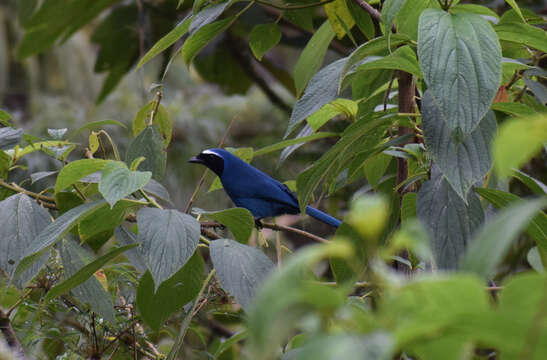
189;148;341;228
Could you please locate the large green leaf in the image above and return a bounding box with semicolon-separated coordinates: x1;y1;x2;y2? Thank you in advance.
495;22;547;53
254;132;339;157
0;194;51;288
324;0;354;39
196;208;254;244
421;91;496;200
137;208;200;290
293;20;336;97
352;45;422;79
249;23;282;61
210;239;274;311
59;238;116;323
381;0;406;34
182;17;234;66
137;253;204;331
287;58;347;137
417;168;484;270
98;162;151;208
114;226;146;273
126;126;166;180
137;16;192;69
460;198;547;279
79;200;141;243
395;0;433;41
493;114;547;178
15;200;107;280
418;9;501;135
46;244;137;302
55;159;110;193
475;188;547;251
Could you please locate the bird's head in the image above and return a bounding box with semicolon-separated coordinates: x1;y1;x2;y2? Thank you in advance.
188;148;228;176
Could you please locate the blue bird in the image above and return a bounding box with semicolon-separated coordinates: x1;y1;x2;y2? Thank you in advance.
189;148;341;228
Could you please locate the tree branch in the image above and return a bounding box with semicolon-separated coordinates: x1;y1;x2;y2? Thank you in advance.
0;311;27;359
350;0;396;33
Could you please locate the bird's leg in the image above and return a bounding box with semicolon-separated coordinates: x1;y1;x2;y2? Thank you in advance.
254;219;264;229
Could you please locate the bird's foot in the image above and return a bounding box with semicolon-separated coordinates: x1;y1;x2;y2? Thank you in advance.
254;219;264;229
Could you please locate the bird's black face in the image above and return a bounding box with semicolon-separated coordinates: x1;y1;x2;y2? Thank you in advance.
189;150;224;176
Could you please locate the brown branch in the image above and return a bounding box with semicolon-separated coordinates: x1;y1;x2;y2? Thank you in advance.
0;179;55;203
0;312;26;359
350;0;397;33
396;71;415;196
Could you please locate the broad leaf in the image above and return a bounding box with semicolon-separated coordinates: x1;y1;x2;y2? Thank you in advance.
460;198;547;279
495;22;547;53
382;0;406;34
55;159;110;193
137;253;204;331
196;208;254;244
137;16;192;69
133;102;173;146
421;91;497;200
249;23;282;61
59;238;116;323
189;1;233;34
401;192;417;223
210;239;274;311
0;127;23;150
493;114;547;178
126;126;166;180
417;168;484;269
46;244;137;302
0;194;51;288
114;226;146;273
475;188;547;251
98;162;151;207
324;0;355;39
254;132;339;157
137;208;200;290
511;170;547;196
418;9;501;135
182;17;234;65
293;20;336;97
79;199;141;243
15;200;106;280
352;45;421;77
287;58;347;137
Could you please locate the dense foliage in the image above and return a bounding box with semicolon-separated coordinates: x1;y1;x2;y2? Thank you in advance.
0;0;546;359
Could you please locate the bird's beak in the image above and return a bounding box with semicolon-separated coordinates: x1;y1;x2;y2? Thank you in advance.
188;156;203;164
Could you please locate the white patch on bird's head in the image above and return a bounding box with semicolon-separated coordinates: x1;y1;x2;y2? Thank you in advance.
202;149;219;156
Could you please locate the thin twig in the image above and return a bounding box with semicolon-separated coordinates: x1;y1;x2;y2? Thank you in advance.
351;0;396;32
262;222;329;243
6;289;32;317
0;179;55;203
184;116;237;213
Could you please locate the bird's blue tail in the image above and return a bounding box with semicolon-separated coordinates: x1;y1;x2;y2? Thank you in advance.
305;206;342;228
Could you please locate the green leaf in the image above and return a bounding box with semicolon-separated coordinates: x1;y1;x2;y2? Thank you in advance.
491;102;536;117
293;20;336;97
249;23;282;61
417;168;484;269
346;0;374;39
401;192;417;222
55;159;110;193
254;132;339;157
46;244;137;302
504;0;526;23
287;58;347;137
324;0;355;39
247;241;353;358
0;194;51;288
137;208;200;290
460;198;547;279
511;170;547;196
495;22;547;56
493;114;547;179
330;223;367;284
182;17;234;66
475;188;547;251
137;253;204;331
352;45;422;77
382;0;406;34
79;199;141;242
0;109;13;127
0;128;23;150
395;0;432;41
527;247;544;273
137;17;192;69
210;239;274;311
59;238;116;323
196;208;254;244
114;226;146;273
306;99;357;131
98;162;151;208
214;330;248;359
126;126;166;180
364;153;392;189
14;200;106;281
418;9;501;135
421;91;496;200
132;102;173;146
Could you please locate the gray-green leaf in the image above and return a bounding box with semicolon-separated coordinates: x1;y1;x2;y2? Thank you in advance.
417;168;484;269
418;9;501;135
421;91;496;200
0;127;23;150
99;161;151;208
249;23;282;61
210;239;274;311
126;126;166;180
137;208;200;290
